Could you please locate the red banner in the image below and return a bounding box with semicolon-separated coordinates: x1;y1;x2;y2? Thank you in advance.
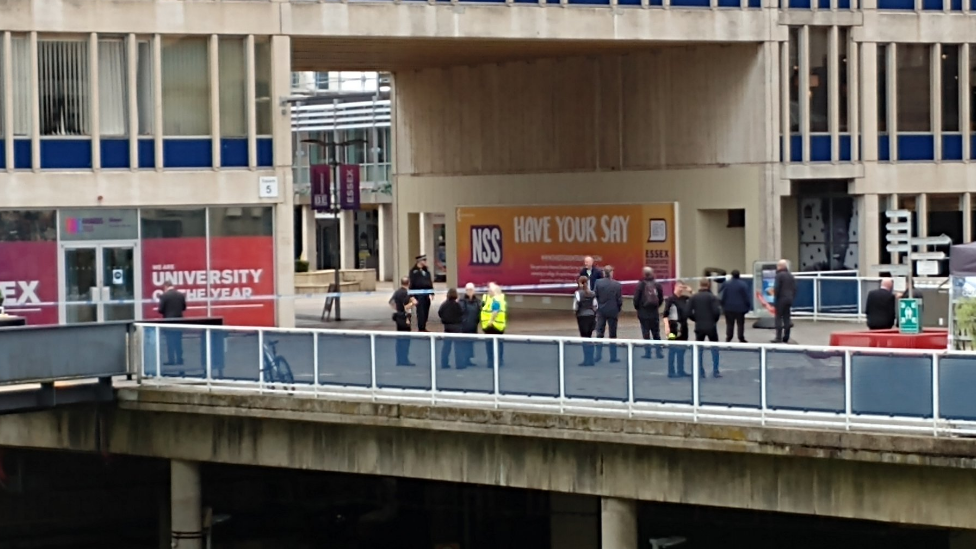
142;236;276;326
0;241;59;325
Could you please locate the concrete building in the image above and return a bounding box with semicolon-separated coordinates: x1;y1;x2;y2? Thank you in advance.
3;0;975;325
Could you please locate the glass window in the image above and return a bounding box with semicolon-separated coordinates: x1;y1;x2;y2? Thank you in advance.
161;37;210;136
0;38;4;137
10;35;31;136
808;27;829;133
218;37;246;138
99;39;128;136
39;40;90;136
315;72;330;91
209;207;273;237
789;27;800;133
254;37;272;136
141;208;206;238
0;210;57;241
839;28;849;133
942;45;960;132
896;44;931;132
969;45;976;132
927;195;960;277
136;39;153;136
878;44;888;133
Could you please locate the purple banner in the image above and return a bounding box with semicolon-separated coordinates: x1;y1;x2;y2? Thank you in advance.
311;164;331;212
339;164;361;211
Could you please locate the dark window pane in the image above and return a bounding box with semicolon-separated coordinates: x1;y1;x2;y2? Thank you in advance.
141;208;206;239
209;207;274;237
0;210;58;242
943;45;960;132
897;44;931;132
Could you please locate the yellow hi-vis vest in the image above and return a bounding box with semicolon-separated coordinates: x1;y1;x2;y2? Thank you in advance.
480;294;507;332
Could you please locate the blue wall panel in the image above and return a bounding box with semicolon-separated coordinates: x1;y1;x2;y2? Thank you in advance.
0;140;4;170
810;135;830;162
138;139;155;169
101;139;130;169
897;134;935;161
789;134;802;162
788;0;811;8
840;134;852;162
163;139;213;169
257;138;273;167
922;0;942;8
220;138;249;168
40;139;92;170
878;0;914;7
943;134;963;161
671;0;710;6
879;135;891;161
14;140;31;169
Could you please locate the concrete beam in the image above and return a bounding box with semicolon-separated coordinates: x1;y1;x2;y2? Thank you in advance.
4;389;976;529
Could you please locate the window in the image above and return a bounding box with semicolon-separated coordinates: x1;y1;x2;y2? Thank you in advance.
0;39;4;137
254;37;272;135
789;27;800;133
218;37;246;137
942;45;960;132
839;28;849;133
896;44;931;132
141;208;206;239
136;40;153;135
0;210;57;242
809;27;829;133
161;37;209;136
798;195;858;271
9;36;31;136
315;72;330;91
878;44;888;133
39;40;90;136
99;39;127;136
209;206;273;237
969;45;976;132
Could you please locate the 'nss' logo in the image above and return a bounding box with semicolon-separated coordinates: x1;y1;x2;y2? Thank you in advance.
470;225;502;266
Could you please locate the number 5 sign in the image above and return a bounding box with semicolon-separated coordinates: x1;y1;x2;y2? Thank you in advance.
258;176;280;199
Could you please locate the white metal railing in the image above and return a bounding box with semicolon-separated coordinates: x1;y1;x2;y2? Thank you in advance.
136;323;976;437
291;100;391;132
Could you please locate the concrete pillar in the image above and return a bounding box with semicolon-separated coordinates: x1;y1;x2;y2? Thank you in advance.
270;34;295;328
600;497;637;549
339;210;356;270
551;494;599;549
378;203;394;282
171;460;202;549
302;204;318;270
859;194;880;275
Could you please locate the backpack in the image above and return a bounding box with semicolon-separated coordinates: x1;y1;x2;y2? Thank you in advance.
641;281;659;309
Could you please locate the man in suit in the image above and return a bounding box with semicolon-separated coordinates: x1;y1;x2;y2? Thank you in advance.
773;259;797;343
158;283;187;366
866;278;898;330
579;256;603;291
593;265;623;363
720;270;752;343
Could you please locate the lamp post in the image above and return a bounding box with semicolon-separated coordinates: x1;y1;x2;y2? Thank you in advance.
303;138;365;322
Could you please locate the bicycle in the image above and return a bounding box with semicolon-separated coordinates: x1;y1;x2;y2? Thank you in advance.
262;339;295;388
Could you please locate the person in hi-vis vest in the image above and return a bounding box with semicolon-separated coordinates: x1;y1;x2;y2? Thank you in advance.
480;282;507;368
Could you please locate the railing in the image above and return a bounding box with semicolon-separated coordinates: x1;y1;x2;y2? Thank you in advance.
136;323;976;437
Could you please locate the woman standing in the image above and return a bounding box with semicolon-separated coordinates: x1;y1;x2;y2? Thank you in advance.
573;275;598;366
438;288;464;369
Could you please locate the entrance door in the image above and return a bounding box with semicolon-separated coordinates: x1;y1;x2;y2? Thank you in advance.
62;243;140;324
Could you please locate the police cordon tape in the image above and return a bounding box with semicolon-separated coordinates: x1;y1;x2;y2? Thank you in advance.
1;273;877;309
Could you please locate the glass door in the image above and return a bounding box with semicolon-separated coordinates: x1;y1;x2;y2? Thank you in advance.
62;243;139;324
102;246;136;321
64;247;99;324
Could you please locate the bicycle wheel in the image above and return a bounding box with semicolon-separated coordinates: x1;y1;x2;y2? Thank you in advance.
275;356;295;384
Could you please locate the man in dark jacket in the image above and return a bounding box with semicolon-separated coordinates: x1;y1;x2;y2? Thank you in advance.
158;283;187;366
458;283;481;367
720;270;751;343
662;282;691;377
634;267;665;359
773;259;796;343
593;265;623;363
409;254;434;332
687;279;722;378
579;256;603;291
866;278;898;330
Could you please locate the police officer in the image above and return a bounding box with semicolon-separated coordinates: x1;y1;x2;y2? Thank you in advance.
409;254;434;332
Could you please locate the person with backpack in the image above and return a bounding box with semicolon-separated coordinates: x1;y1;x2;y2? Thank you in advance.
573;275;598;366
633;267;665;359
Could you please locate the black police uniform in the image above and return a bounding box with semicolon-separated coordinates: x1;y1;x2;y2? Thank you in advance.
409;256;434;331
